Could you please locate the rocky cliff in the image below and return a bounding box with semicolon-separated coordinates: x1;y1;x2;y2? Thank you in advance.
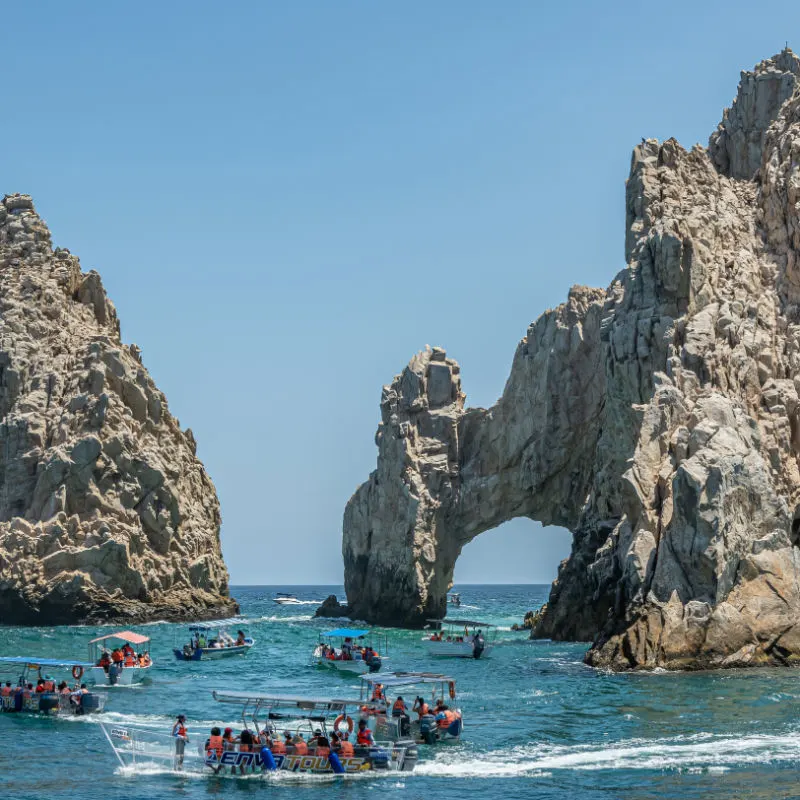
342;49;800;669
0;194;235;624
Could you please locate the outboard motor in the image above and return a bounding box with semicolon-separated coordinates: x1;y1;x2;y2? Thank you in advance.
396;740;418;772
80;693;102;714
367;654;382;673
108;664;119;685
39;694;60;714
399;715;411;737
419;713;437;745
472;634;485;659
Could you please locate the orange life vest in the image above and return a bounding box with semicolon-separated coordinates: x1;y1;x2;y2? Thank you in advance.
316;746;330;758
124;655;135;666
111;651;123;663
0;686;11;697
271;740;286;755
175;724;187;738
356;729;373;746
416;701;429;718
438;710;455;729
392;699;406;713
293;740;308;755
206;735;223;758
371;687;385;701
338;740;354;757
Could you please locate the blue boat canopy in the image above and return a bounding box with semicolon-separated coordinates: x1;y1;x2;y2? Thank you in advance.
0;656;94;668
322;628;369;638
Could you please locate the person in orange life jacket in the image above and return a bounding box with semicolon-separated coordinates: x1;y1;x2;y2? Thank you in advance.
331;732;355;757
310;729;331;757
122;643;135;659
413;696;430;719
206;726;224;774
270;733;287;755
111;648;124;665
0;681;12;697
292;733;309;755
172;714;189;769
282;731;295;753
356;719;374;747
371;683;385;702
391;696;408;717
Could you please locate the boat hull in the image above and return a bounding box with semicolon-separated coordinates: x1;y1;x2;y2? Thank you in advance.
423;641;493;658
314;656;370;674
174;641;255;661
88;664;151;686
1;691;105;715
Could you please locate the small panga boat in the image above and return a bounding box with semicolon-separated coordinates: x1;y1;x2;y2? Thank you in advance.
423;619;495;659
87;631;153;686
312;628;386;674
174;619;255;661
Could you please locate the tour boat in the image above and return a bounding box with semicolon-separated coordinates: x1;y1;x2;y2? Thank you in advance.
422;619;495;658
448;593;462;607
0;656;106;715
312;628;386;674
100;691;418;776
173;619;255;661
87;631;153;686
360;672;463;744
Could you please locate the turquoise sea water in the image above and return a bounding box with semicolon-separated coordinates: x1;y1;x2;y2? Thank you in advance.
2;584;800;799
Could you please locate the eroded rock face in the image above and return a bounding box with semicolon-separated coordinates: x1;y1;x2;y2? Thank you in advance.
0;194;236;624
343;49;800;669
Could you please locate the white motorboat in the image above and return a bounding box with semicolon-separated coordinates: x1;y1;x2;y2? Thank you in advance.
273;593;303;605
360;672;464;744
422;619;495;658
87;631;153;686
448;593;461;607
174;620;255;661
100;691;418;776
312;628;386;674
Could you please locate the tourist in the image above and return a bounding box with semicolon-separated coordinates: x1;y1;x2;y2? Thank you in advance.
391;695;408;717
35;678;46;693
356;719;374;747
331;732;354;757
97;650;111;670
0;681;11;697
292;733;308;755
413;695;429;719
270;733;287;755
282;731;294;753
111;647;124;666
370;682;385;702
236;630;246;646
206;726;224;773
238;728;255;774
172;714;189;770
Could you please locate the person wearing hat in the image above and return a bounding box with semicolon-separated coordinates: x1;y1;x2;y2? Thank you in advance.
356;718;374;747
310;728;330;757
292;732;308;755
171;715;189;769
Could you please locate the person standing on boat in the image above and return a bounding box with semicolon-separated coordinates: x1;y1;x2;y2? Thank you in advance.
236;630;246;646
172;714;189;770
413;696;429;719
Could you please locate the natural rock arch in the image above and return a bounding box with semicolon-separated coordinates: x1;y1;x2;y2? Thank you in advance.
343;50;800;670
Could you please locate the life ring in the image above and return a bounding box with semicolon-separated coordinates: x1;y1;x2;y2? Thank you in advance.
72;666;84;680
333;714;354;735
448;680;456;700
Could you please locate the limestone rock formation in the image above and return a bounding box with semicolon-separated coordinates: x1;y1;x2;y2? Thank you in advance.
0;194;236;624
314;595;352;619
343;49;800;669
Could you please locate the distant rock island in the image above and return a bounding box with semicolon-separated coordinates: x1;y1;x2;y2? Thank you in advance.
341;49;800;670
0;194;235;624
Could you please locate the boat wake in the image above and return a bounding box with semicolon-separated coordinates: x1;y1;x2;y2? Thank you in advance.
414;730;800;777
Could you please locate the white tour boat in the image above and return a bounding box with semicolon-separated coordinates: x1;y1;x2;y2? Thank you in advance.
273;593;303;605
312;628;386;674
422;619;495;659
447;593;462;607
360;672;464;744
0;656;106;715
87;631;153;686
100;691;418;776
174;620;255;661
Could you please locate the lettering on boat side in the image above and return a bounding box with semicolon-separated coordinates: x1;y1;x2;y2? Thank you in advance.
206;752;366;771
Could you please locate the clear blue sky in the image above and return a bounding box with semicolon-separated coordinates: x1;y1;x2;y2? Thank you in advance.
1;1;794;584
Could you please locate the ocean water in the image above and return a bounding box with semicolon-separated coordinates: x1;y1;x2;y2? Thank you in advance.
2;584;800;799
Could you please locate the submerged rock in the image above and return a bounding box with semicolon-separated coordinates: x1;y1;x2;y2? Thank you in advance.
0;194;236;624
342;49;800;670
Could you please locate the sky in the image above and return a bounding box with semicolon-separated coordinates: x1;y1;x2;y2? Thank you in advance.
0;1;796;585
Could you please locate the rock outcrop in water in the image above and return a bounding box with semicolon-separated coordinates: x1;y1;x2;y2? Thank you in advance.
342;49;800;669
0;194;235;624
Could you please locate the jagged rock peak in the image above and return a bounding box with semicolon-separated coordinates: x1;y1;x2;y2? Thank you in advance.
341;51;800;670
0;194;236;624
709;47;800;180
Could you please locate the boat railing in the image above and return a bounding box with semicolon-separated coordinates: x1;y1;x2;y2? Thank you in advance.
101;724;193;770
